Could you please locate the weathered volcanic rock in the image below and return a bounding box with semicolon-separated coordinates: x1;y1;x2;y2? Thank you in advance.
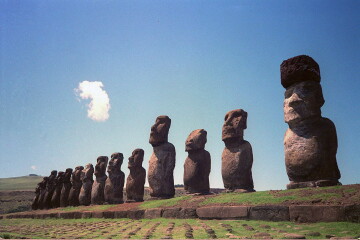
51;171;65;208
105;153;125;204
60;168;73;207
126;149;146;202
281;55;341;189
222;109;255;192
68;166;83;206
184;129;211;194
148;115;176;199
91;156;108;205
32;177;47;210
79;163;94;206
43;170;57;209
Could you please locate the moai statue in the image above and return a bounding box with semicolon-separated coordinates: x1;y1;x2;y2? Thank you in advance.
79;164;94;206
43;170;57;209
32;180;44;210
280;55;341;189
91;156;108;205
60;168;73;207
126;149;146;202
148;115;176;199
105;153;125;204
51;171;65;208
37;177;48;209
68;166;84;206
184;129;211;194
222;109;255;192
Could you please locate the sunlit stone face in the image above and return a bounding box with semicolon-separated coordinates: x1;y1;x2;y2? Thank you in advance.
222;109;247;141
128;148;144;168
185;129;207;152
284;81;324;124
109;153;123;171
149;116;171;146
95;156;108;177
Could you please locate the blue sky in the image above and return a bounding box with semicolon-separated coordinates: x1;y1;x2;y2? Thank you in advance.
1;0;359;190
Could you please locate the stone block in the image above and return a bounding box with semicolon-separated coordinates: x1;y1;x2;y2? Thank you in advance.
92;211;104;218
58;212;75;219
196;206;249;219
289;205;345;222
249;206;289;221
114;210;128;218
344;205;360;222
178;207;197;219
127;209;144;219
73;211;82;219
144;208;162;219
82;211;92;218
103;211;115;218
162;208;181;218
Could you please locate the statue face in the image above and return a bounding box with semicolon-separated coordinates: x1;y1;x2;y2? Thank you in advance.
222;109;247;141
64;168;73;181
83;164;94;179
185;129;207;151
128;148;144;168
95;156;108;177
149;116;171;146
109;153;123;169
284;81;324;124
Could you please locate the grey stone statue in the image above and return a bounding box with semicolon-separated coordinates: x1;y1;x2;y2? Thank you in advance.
37;176;48;210
222;109;255;192
184;129;211;194
60;168;73;207
68;166;84;206
91;156;108;205
126;149;146;202
105;153;125;204
79;164;94;206
43;170;57;209
148;115;176;199
281;55;341;189
51;171;65;208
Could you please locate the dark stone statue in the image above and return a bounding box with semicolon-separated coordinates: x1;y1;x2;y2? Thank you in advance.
184;129;211;194
126;149;146;202
37;177;49;210
105;153;125;204
32;179;45;210
68;166;84;206
91;156;108;205
43;170;57;209
281;55;341;189
148;115;176;199
222;109;255;192
60;168;73;207
79;164;94;206
51;171;65;208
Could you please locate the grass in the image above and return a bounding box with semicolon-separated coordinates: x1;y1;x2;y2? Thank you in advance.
139;195;192;209
0;176;43;191
0;218;359;239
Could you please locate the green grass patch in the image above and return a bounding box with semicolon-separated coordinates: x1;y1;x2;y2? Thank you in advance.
0;176;43;191
139;195;191;209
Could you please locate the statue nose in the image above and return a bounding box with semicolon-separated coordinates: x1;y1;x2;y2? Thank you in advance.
288;92;302;107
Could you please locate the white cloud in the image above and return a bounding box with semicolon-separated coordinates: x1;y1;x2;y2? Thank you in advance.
31;165;37;170
75;81;111;122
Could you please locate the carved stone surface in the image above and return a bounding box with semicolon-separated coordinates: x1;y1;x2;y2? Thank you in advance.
148;115;176;199
79;164;94;206
281;55;341;189
32;178;47;210
51;171;65;208
184;129;211;194
221;109;255;192
43;170;57;209
126;149;146;202
68;166;83;206
91;156;108;205
60;168;73;207
105;153;125;204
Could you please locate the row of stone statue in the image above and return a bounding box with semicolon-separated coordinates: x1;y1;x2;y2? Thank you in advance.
32;54;342;210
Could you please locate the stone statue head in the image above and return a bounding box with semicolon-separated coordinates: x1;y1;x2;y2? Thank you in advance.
56;171;65;183
72;166;84;182
108;153;123;174
149;115;171;146
185;129;207;152
281;55;325;125
128;148;144;168
82;163;94;181
49;170;58;182
222;109;248;142
40;177;49;188
95;156;108;177
64;168;73;182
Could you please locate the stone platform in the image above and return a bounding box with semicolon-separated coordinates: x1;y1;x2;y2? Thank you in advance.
2;205;359;223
